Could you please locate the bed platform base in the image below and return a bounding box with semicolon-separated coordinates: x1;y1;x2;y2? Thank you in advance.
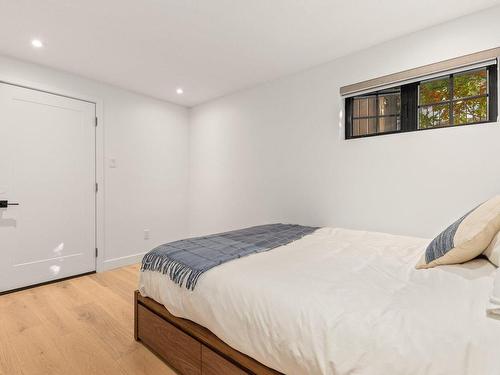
134;291;282;375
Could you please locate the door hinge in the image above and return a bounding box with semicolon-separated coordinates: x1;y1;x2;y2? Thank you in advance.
95;117;98;127
95;182;98;193
95;248;98;258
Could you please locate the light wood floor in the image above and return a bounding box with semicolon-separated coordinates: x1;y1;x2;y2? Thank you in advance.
0;264;176;375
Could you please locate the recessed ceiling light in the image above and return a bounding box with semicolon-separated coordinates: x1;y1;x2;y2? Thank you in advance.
31;39;43;48
176;88;184;95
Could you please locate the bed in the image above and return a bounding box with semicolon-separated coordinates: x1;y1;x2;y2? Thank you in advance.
135;227;500;375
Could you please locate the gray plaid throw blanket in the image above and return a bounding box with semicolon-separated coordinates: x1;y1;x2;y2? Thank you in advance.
141;223;318;290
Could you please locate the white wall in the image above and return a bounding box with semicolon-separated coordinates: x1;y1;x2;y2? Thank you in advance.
189;6;500;239
0;55;190;270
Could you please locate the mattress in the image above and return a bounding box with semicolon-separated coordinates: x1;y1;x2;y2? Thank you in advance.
139;227;500;375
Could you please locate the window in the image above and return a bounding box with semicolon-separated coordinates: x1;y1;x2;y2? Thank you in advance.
419;68;489;128
350;89;401;136
345;64;497;139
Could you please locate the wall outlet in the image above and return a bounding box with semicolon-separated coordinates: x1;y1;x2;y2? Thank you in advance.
144;229;150;240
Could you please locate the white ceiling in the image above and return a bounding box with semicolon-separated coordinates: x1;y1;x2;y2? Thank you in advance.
0;0;499;107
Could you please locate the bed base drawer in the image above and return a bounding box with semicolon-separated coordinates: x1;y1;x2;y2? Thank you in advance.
137;304;201;375
202;346;247;375
135;291;282;375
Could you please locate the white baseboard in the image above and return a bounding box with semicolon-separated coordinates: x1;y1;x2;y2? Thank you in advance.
101;252;147;271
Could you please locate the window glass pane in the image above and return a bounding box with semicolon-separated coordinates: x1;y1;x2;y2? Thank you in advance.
453;68;487;99
352;119;360;136
353;98;360;117
358;118;368;135
379;116;400;133
419;77;450;105
367;118;377;134
358;99;367;117
453;97;488;125
369;97;377;117
353;118;377;136
356;96;377;117
378;93;400;116
419;104;450;129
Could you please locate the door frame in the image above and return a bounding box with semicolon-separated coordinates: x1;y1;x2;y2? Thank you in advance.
0;76;105;273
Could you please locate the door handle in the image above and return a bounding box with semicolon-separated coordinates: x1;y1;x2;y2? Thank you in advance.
0;200;19;208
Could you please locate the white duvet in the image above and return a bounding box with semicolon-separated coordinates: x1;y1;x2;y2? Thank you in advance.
139;228;500;375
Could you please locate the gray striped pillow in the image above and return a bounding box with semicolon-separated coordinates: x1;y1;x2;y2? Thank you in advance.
416;196;500;269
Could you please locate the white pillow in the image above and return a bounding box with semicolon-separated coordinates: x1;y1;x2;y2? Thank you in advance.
484;231;500;267
486;268;500;317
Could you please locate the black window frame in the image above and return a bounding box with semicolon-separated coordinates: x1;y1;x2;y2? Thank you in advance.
345;64;497;140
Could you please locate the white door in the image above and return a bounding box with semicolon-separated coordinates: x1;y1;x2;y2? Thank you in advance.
0;83;96;292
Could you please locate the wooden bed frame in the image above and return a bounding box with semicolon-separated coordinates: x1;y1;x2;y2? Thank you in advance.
134;291;283;375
